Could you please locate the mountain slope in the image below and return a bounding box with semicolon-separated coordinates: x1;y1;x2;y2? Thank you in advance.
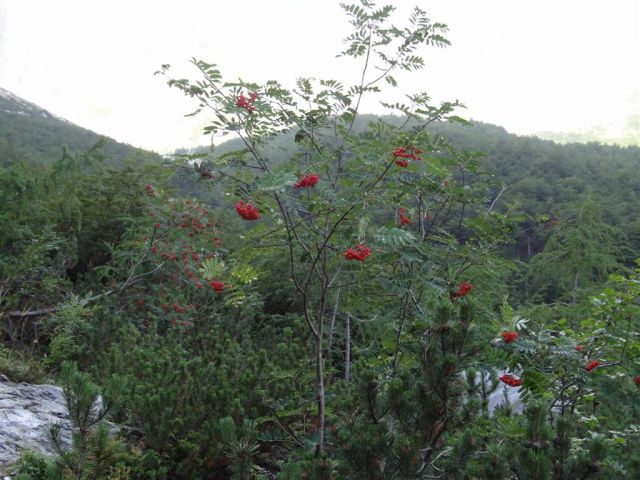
0;87;161;165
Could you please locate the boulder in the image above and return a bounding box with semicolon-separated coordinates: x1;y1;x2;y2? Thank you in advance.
0;374;72;468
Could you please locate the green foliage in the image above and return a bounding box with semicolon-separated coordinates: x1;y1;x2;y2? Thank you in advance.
14;451;56;480
526;198;626;304
43;296;96;371
218;416;260;480
0;146;169;355
468;401;625;479
0;346;48;383
96;325;282;479
330;302;487;479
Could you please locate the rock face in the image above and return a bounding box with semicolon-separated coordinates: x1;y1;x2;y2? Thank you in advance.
0;374;72;467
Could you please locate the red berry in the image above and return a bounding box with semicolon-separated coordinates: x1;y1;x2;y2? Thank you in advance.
501;331;519;343
585;360;599;373
293;173;320;189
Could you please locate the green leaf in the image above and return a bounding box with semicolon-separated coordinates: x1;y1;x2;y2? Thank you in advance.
231;264;260;284
384;75;398;87
255;170;297;193
372;227;415;247
199;258;225;280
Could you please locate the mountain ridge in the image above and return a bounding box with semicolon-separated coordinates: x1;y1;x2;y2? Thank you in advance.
0;86;68;122
0;86;162;166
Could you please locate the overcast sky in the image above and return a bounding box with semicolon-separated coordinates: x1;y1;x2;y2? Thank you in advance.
0;0;638;153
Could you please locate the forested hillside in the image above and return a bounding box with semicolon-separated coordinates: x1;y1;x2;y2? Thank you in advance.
0;87;162;166
1;2;639;479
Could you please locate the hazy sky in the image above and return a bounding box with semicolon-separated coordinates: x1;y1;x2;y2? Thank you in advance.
0;0;638;153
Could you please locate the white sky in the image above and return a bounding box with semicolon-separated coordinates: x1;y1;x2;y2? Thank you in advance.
0;0;638;153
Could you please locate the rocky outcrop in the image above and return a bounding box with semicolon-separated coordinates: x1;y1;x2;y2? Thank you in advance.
0;374;72;467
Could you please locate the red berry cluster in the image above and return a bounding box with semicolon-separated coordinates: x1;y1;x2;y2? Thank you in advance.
210;279;224;294
399;207;412;225
131;195;230;331
147;200;223;292
344;244;372;262
162;301;196;328
575;344;584;352
393;146;424;167
450;280;473;301
157;241;215;289
173;204;216;237
236;92;258;113
144;183;156;197
173;303;185;313
501;331;519;343
294;173;320;189
235;201;260;220
585;360;599;373
499;374;523;387
634;375;640;386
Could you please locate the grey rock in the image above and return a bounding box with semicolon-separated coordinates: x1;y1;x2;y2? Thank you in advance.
488;383;525;413
468;370;525;414
0;376;73;467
